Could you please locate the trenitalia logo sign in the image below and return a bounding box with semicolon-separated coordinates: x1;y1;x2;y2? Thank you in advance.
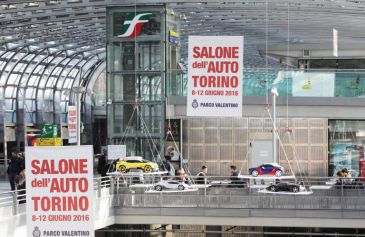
117;12;153;38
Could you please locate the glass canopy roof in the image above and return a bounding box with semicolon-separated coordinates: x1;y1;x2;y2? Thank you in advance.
1;0;365;125
0;0;106;124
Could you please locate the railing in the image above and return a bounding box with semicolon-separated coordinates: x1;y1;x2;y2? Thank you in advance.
0;177;114;215
1;176;365;216
113;175;365;212
166;69;365;98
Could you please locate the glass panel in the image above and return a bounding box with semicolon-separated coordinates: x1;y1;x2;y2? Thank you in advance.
43;111;53;124
61;113;67;124
168;69;365;98
5;87;16;98
33;65;45;74
8;74;20;85
5;99;14;110
121;138;162;161
44;89;53;99
5;112;15;123
46;76;58;87
60;102;68;113
107;42;136;72
92;71;106;106
138;42;162;71
25;112;35;124
108;103;163;136
25;99;35;111
28;76;40;86
329;120;365;177
109;73;162;102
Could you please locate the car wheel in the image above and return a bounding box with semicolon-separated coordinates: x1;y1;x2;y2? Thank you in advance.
252;170;259;177
118;165;127;173
275;170;282;177
269;186;277;192
154;185;163;191
178;185;185;190
292;187;299;193
144;165;152;173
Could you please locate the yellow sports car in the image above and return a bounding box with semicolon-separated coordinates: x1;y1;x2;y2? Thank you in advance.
115;156;159;173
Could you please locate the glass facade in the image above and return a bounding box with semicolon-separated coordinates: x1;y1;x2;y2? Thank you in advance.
167;69;365;98
106;6;180;159
329;120;365;177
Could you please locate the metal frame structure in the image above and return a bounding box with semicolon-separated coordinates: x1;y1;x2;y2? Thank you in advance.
0;0;108;173
1;0;365;169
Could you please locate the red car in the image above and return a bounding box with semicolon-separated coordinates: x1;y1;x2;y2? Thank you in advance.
249;163;285;177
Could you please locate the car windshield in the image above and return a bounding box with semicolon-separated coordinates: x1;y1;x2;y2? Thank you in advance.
142;159;151;163
126;160;140;163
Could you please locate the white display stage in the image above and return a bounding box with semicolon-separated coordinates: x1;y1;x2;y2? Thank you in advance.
106;171;168;177
210;180;231;185
258;189;313;195
209;176;296;187
310;185;332;190
239;175;296;180
250;185;267;189
129;184;154;188
145;188;198;194
325;181;337;185
190;184;212;189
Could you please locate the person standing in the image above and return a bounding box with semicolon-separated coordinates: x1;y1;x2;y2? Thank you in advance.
167;146;179;162
160;155;175;178
229;165;244;188
97;153;108;186
97;153;107;176
176;168;187;183
7;151;22;191
196;166;208;184
341;168;353;184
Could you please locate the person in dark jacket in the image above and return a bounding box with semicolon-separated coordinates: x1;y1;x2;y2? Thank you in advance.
7;152;22;191
97;154;107;176
196;166;208;184
97;153;108;186
229;165;245;188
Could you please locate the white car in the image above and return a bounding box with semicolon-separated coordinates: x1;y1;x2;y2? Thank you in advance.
154;180;189;191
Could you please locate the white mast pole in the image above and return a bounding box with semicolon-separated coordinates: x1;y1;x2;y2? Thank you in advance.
271;87;278;163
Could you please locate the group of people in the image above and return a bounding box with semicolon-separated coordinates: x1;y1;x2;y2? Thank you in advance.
161;157;245;187
336;168;353;184
161;155;188;182
96;146;245;187
160;155;209;184
196;164;246;187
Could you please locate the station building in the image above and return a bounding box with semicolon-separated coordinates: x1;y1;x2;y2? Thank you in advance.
1;0;365;236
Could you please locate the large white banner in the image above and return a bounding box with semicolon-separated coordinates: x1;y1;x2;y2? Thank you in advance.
187;36;243;117
68;106;77;143
26;146;94;237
